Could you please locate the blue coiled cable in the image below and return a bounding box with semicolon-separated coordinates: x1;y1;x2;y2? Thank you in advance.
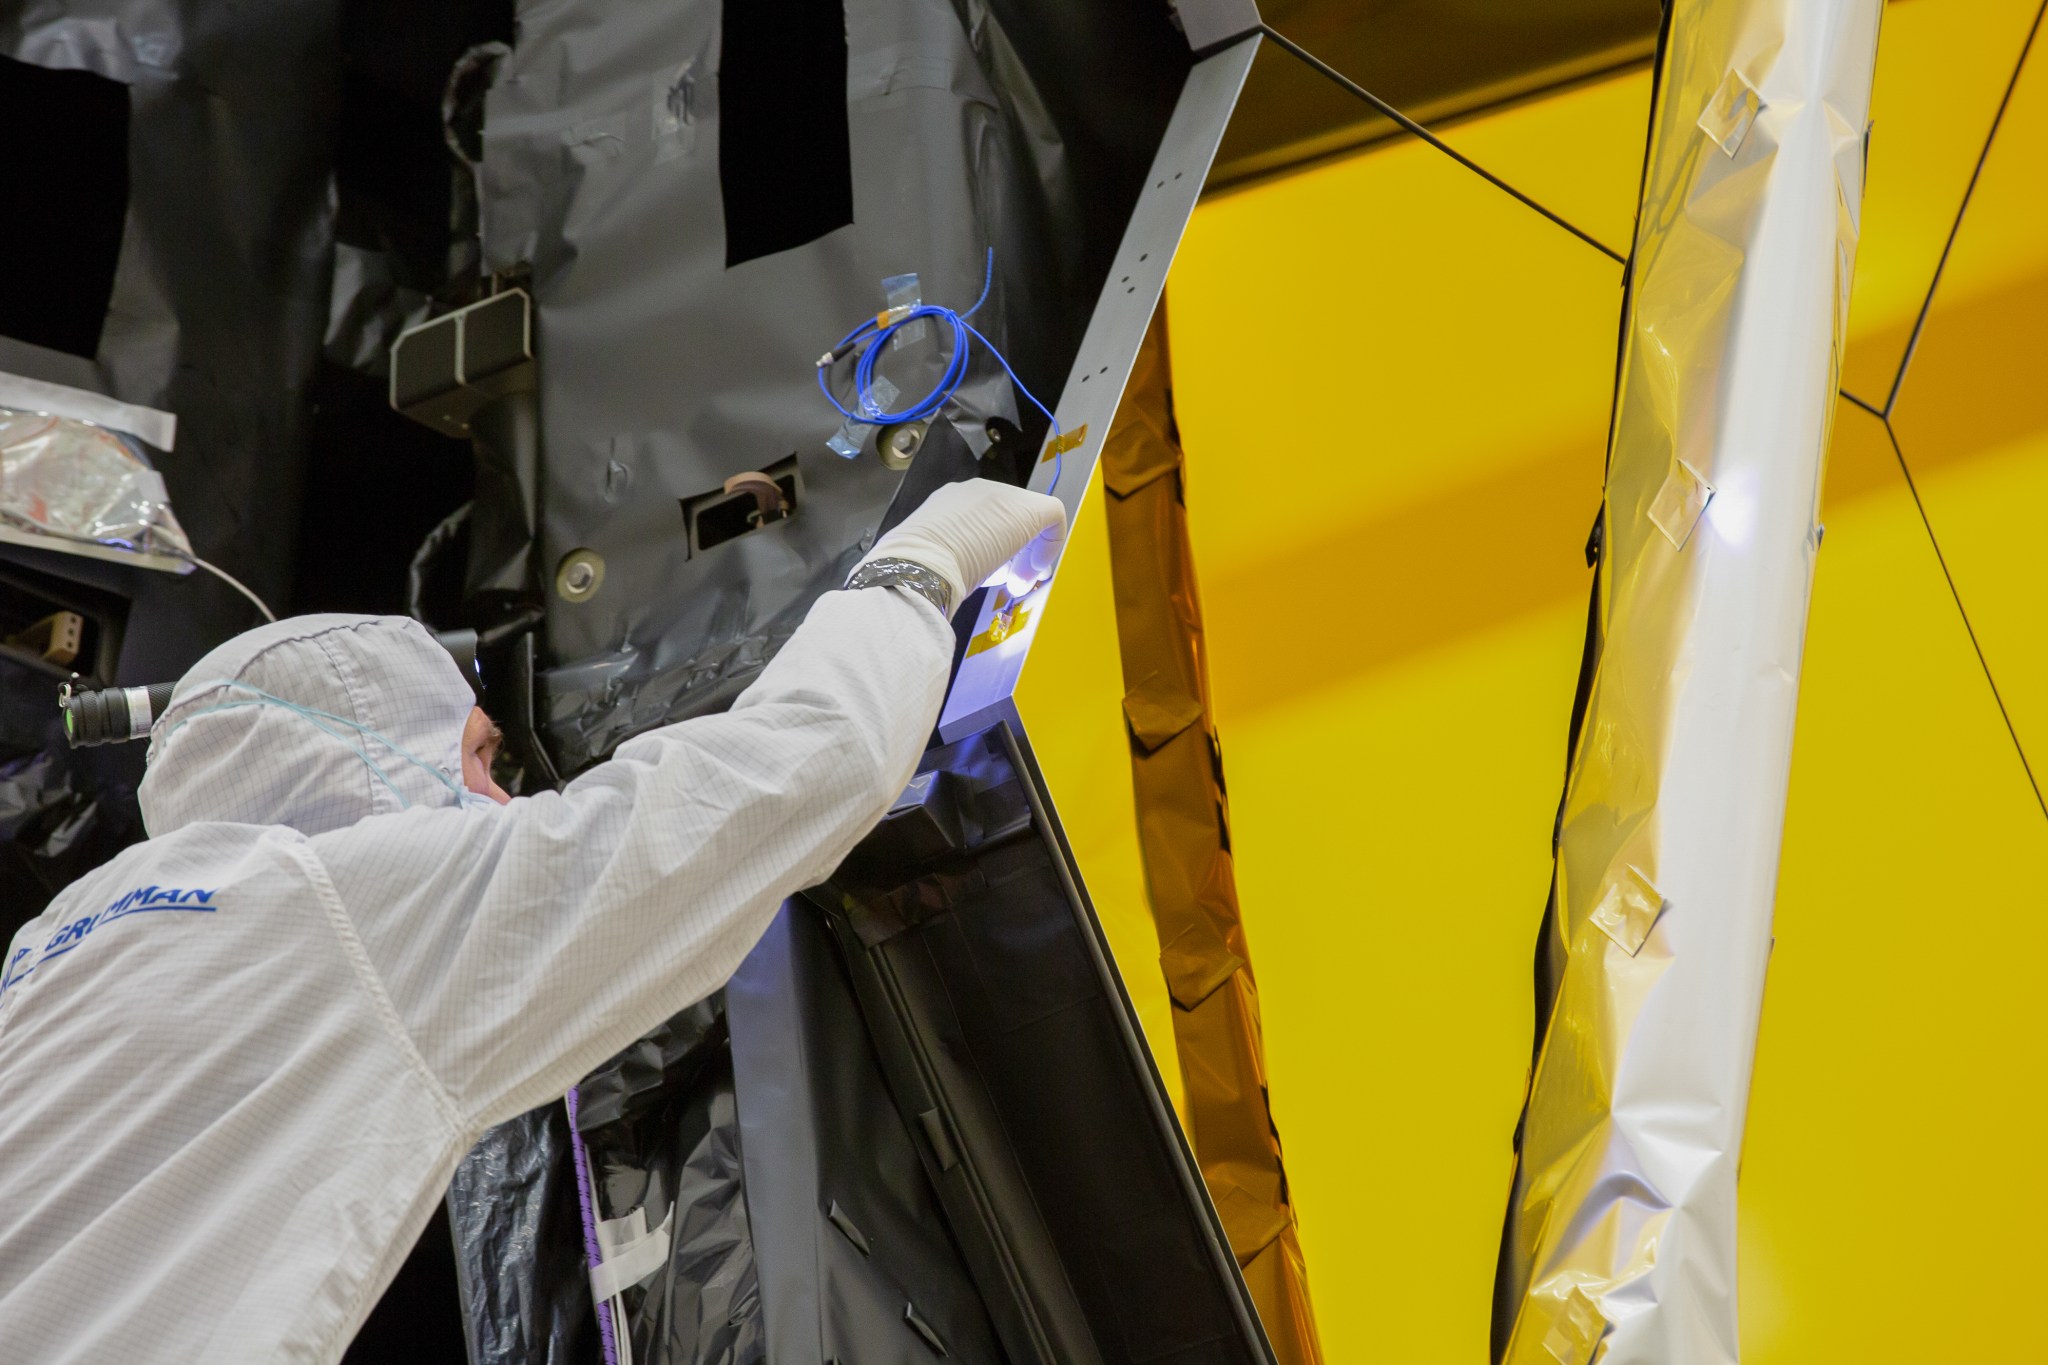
817;249;1063;493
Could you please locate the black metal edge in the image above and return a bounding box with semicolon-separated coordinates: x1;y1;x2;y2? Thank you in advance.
962;697;1282;1365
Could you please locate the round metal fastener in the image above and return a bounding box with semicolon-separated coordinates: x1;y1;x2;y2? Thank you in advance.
877;421;926;470
555;548;605;603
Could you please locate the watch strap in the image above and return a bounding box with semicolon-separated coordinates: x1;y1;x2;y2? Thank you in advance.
844;556;954;617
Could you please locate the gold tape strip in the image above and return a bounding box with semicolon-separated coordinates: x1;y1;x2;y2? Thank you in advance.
1040;422;1089;462
1102;307;1323;1365
963;606;1030;658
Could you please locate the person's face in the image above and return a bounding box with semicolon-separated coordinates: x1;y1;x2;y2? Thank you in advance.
460;707;511;804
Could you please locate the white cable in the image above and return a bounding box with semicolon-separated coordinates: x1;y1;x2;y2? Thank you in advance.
182;553;277;623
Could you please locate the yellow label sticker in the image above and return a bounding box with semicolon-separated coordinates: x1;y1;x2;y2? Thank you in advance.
1039;423;1088;462
965;608;1030;657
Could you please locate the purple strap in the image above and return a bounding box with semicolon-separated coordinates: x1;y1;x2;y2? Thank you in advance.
565;1086;621;1365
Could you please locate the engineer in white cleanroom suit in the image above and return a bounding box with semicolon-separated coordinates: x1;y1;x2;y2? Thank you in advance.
0;479;1064;1363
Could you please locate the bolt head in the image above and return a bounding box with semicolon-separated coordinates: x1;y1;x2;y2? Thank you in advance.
555;548;606;602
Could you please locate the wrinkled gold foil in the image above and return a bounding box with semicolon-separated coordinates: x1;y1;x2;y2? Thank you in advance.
1494;3;1883;1362
1102;308;1323;1365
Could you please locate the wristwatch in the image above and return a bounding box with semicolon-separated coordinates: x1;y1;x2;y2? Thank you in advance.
844;557;953;617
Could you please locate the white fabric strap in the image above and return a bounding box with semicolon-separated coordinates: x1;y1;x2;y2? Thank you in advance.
125;688;156;738
590;1204;673;1303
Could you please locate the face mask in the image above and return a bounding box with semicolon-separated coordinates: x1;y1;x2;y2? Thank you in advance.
160;680;471;811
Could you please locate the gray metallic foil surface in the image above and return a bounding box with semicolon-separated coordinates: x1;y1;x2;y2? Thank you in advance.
1494;2;1883;1362
475;0;1190;772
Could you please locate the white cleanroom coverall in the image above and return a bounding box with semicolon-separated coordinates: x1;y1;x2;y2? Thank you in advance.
0;480;1065;1363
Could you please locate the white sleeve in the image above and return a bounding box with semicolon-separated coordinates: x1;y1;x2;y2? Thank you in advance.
309;586;953;1130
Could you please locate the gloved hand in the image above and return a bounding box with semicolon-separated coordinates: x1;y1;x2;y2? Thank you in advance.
858;479;1067;613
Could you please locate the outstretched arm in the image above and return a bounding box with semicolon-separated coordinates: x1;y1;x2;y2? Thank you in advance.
309;480;1064;1130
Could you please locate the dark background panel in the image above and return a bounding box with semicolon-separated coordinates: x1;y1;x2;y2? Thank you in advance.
1212;0;1660;189
0;55;128;359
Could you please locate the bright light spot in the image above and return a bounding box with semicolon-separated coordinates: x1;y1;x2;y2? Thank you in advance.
1705;471;1754;548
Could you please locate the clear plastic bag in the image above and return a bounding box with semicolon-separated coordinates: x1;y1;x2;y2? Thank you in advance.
0;407;191;560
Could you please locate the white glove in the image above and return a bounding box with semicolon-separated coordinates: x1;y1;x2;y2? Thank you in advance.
859;479;1067;612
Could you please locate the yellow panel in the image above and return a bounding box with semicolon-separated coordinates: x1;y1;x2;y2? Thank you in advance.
1019;7;2048;1360
1165;69;1647;591
1208;606;1588;1364
1167;78;1645;1365
1885;49;2048;756
1741;405;2048;1362
1741;37;2048;1348
1840;0;2045;399
1086;68;1646;1365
